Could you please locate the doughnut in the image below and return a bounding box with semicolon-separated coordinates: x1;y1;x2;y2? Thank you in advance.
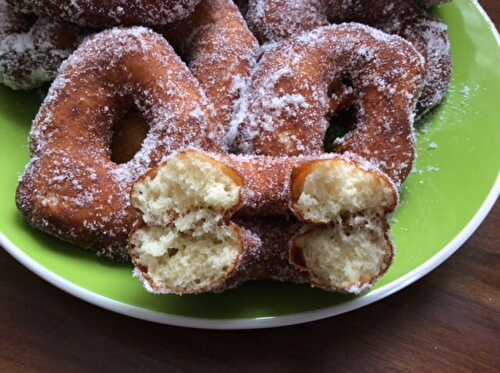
244;0;451;117
129;149;397;294
0;0;84;90
392;14;451;116
11;0;202;28
252;215;393;293
161;0;259;141
234;24;425;186
16;27;222;261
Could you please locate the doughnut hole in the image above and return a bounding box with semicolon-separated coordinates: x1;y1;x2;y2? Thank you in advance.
324;106;357;152
291;159;397;224
131;151;243;227
111;109;149;164
292;218;393;294
325;76;357;152
130;222;243;294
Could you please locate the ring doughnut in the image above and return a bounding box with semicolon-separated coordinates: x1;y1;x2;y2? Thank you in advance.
0;0;84;90
129;149;397;294
234;24;425;186
244;0;451;117
16;27;221;260
11;0;202;28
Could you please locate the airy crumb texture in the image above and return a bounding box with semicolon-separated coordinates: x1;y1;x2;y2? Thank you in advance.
130;151;246;294
132;152;242;227
294;218;392;293
295;160;397;223
131;222;242;294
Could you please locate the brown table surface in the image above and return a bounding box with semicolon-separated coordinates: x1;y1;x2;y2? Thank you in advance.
1;2;499;372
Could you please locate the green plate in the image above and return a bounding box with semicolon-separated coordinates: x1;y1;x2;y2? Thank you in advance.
1;0;499;329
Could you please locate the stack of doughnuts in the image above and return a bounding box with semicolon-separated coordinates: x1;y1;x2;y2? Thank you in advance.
11;0;452;295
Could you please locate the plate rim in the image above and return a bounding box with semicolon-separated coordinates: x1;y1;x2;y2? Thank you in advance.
1;0;499;330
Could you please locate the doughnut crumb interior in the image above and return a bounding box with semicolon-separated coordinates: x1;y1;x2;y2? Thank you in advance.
130;224;243;294
292;218;393;293
132;152;242;227
290;160;396;292
291;159;398;224
131;152;245;294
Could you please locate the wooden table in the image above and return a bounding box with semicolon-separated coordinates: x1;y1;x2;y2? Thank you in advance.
1;3;499;372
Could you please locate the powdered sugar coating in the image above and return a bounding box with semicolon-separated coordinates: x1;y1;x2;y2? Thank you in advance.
232;218;308;284
244;0;451;117
11;0;202;27
0;0;84;89
395;17;451;117
247;0;328;42
234;23;425;186
16;27;221;260
161;0;259;146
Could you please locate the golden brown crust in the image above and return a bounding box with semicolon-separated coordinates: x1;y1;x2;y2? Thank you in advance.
66;0;258;154
96;0;259;158
225;218;309;285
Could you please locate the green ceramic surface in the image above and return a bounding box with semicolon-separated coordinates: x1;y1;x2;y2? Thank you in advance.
1;0;499;326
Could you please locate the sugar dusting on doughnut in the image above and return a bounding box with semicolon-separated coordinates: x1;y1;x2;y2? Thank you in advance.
247;0;328;42
161;0;259;146
396;17;451;116
0;0;84;89
12;0;202;27
245;0;451;117
343;0;451;116
234;23;425;186
17;27;221;260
